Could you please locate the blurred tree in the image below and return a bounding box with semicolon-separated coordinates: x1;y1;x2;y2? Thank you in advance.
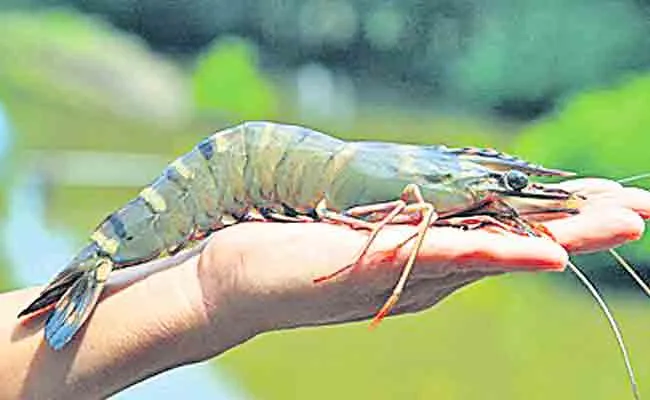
450;0;650;120
0;0;59;9
0;10;191;124
516;74;650;198
68;0;248;51
60;0;650;120
514;74;650;285
193;37;278;119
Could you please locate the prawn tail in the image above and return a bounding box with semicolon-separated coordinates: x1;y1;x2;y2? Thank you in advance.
18;245;114;350
45;260;113;350
18;265;84;318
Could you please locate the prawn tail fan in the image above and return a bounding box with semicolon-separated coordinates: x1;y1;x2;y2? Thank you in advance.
18;255;114;350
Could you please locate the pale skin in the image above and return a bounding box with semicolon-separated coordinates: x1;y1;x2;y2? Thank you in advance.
0;179;649;399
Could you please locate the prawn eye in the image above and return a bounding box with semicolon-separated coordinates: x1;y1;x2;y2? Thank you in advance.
503;170;529;191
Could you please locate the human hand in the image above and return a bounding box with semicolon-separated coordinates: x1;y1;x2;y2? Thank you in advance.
187;178;650;362
5;179;647;399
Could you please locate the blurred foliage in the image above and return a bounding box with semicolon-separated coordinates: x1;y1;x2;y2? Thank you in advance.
0;9;206;158
0;5;648;400
516;74;650;179
63;0;650;119
450;0;650;118
193;37;278;119
515;74;650;280
0;10;190;124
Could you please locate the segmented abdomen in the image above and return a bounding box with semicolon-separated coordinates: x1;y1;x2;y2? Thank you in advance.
89;122;349;267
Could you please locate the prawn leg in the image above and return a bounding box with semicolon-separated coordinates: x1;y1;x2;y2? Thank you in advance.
317;211;377;231
377;213;538;275
264;214;315;223
435;216;517;233
260;210;315;223
313;184;428;283
313;201;409;283
314;185;441;328
344;200;406;218
370;200;437;327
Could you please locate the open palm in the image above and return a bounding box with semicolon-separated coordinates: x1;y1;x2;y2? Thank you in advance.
192;178;650;340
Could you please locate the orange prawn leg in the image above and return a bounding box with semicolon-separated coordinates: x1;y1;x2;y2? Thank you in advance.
313;199;406;283
378;214;530;265
512;216;556;240
343;183;426;218
267;214;314;222
489;199;558;240
436;215;522;233
371;200;438;328
316;205;377;231
313;184;430;283
261;212;315;223
532;221;555;240
244;208;268;221
345;202;406;224
314;202;430;283
382;212;425;225
344;200;407;218
342;184;427;223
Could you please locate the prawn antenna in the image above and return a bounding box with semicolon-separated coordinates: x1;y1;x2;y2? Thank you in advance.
566;260;640;400
617;173;650;185
609;249;650;299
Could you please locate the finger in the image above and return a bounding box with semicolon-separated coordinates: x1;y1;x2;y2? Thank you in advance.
373;225;568;273
579;187;650;219
616;187;650;219
543;206;645;253
506;179;630;223
554;177;623;194
554;178;650;219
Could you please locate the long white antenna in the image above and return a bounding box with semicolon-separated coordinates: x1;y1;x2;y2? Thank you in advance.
617;173;650;184
609;249;650;299
565;260;640;400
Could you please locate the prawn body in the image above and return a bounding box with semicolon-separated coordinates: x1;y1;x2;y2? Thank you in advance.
21;122;576;351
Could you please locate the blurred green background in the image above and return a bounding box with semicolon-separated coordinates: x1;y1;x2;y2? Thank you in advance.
0;1;649;398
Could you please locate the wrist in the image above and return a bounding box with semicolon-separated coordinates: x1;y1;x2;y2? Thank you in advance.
3;241;260;400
